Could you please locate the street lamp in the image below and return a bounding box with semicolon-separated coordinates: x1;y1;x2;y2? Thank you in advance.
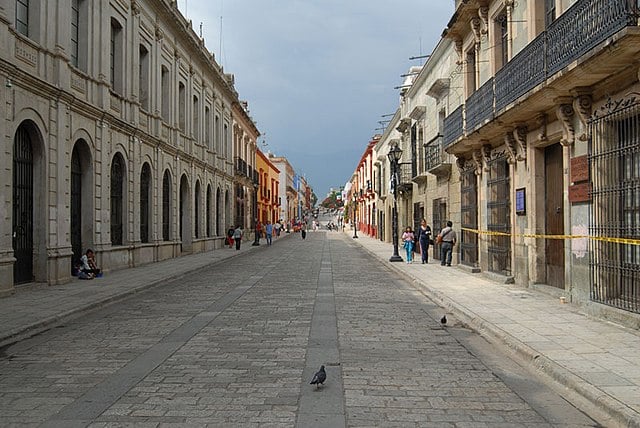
352;193;358;239
388;144;403;262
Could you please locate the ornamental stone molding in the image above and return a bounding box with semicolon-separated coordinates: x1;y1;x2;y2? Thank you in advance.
470;17;482;44
555;98;575;147
513;125;527;161
455;155;466;173
504;131;517;164
478;7;489;34
454;39;464;64
572;88;593;141
481;143;492;171
472;150;483;175
131;0;140;15
535;113;548;142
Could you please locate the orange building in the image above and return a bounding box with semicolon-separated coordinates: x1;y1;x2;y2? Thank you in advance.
256;149;281;224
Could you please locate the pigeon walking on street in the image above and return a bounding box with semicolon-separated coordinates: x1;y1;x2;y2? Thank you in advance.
310;365;326;388
441;315;447;325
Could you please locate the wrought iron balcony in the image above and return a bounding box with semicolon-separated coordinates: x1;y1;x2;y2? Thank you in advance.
444;0;638;151
495;32;546;112
397;162;413;194
235;157;248;177
443;105;464;149
546;0;637;76
465;78;494;133
424;135;451;178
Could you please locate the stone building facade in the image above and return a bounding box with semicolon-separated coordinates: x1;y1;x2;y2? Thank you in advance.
256;149;280;224
356;0;640;324
441;0;640;322
1;0;253;296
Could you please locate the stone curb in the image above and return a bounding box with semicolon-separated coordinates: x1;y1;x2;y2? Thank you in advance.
350;235;639;428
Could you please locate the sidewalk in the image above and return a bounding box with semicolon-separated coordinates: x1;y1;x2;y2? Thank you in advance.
0;239;261;349
347;232;640;427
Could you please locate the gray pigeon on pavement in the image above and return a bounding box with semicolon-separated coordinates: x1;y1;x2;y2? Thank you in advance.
310;365;326;388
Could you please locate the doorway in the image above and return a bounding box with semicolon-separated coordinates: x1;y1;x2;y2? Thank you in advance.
545;144;565;288
13;125;34;284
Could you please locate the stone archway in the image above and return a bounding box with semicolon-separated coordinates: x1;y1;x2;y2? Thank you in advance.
70;140;94;269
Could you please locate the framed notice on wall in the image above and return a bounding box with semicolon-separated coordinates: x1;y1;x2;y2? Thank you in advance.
515;188;526;215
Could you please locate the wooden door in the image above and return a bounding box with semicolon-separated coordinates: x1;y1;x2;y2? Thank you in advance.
545;144;564;288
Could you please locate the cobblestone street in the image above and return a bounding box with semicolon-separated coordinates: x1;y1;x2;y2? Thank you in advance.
0;233;596;426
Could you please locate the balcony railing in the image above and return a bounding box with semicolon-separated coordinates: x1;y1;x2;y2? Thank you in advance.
495;31;546;112
466;77;495;133
235;157;247;176
443;105;464;149
547;0;637;76
443;0;638;148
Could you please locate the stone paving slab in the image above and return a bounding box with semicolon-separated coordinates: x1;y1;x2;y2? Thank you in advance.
346;232;640;427
0;239;262;348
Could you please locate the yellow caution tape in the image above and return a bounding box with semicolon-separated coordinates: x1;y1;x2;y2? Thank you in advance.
460;227;640;246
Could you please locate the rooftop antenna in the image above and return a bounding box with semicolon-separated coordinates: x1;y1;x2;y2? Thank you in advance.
199;22;203;38
219;0;224;66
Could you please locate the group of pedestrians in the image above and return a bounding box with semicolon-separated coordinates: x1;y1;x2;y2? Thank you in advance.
226;220;286;250
401;219;457;265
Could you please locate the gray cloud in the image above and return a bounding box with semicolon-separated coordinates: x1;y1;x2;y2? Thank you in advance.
184;0;453;198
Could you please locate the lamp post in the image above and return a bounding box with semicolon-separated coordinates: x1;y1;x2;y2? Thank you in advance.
352;194;359;238
388;144;403;262
252;176;260;246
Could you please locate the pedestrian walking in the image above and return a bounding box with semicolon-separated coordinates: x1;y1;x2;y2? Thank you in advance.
437;220;457;266
265;221;273;246
255;220;262;243
417;219;432;264
402;226;415;263
274;220;282;238
233;225;243;250
301;222;307;240
226;226;235;248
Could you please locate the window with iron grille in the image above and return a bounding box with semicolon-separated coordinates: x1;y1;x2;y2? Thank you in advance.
162;170;171;241
461;167;478;267
140;163;151;243
110;154;125;246
487;155;511;275
590;101;640;314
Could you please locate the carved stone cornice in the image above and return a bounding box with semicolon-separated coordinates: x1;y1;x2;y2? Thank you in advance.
155;25;164;41
572;88;592;141
481;143;492;171
535;113;547;143
470;17;482;44
454;38;464;65
472;150;483;176
556;98;575;147
478;7;489;35
131;0;140;16
504;131;517;164
513;125;527;161
455;155;466;174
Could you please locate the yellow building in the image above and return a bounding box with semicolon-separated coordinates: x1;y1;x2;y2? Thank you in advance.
256;150;280;225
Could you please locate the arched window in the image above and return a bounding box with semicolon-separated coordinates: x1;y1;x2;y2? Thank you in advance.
110;153;125;245
140;163;151;243
195;180;201;238
178;82;186;131
162;169;171;241
207;185;212;238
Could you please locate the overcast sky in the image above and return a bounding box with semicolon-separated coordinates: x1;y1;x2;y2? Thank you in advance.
179;1;454;199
